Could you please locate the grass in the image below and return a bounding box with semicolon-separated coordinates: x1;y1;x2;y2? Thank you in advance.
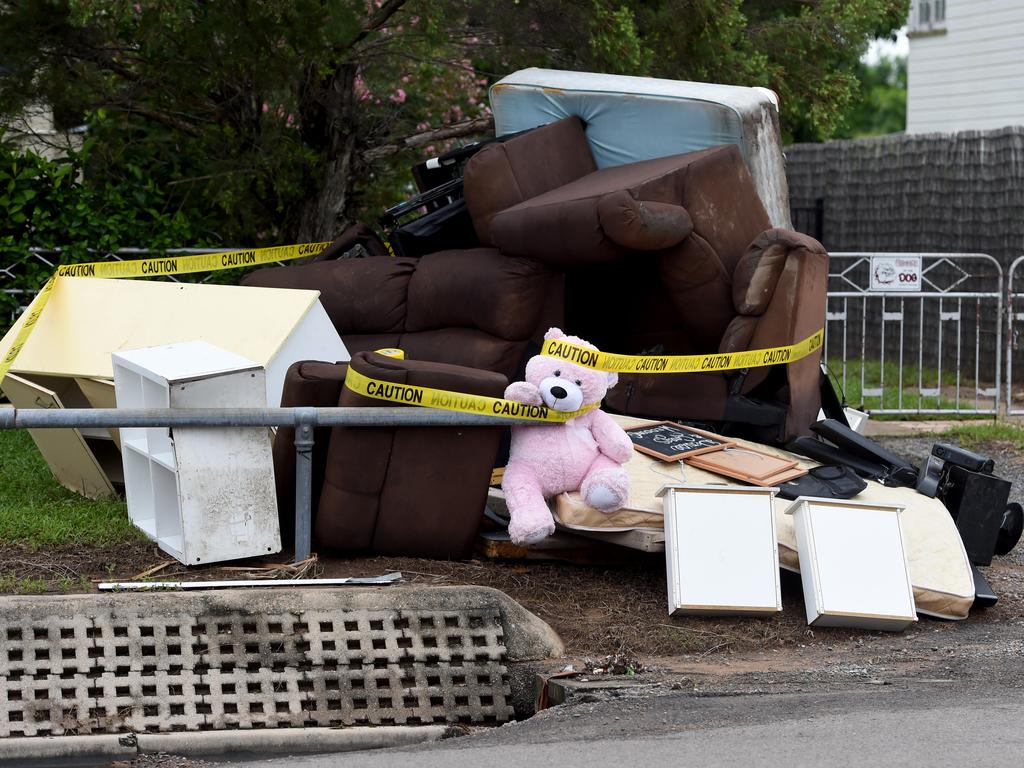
826;358;989;417
0;428;143;549
940;422;1024;451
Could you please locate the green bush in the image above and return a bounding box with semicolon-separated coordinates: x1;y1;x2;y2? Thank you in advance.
0;135;211;332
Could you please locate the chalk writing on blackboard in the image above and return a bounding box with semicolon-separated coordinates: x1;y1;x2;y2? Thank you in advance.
625;421;732;461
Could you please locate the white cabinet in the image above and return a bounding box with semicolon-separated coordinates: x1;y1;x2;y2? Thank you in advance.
112;341;281;565
785;497;917;632
658;485;781;616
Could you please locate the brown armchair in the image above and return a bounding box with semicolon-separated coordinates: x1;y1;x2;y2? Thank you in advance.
461;116;828;441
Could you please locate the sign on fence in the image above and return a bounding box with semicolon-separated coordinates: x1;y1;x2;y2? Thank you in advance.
870;256;922;292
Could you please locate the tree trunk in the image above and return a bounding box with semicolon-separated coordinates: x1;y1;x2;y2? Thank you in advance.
295;61;360;244
296;130;357;243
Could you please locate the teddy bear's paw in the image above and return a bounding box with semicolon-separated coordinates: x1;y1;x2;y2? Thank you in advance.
508;518;555;546
582;470;630;513
584;482;625;512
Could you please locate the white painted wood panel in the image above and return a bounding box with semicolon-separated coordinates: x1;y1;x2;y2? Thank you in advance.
907;0;1024;133
661;485;781;616
786;497;917;632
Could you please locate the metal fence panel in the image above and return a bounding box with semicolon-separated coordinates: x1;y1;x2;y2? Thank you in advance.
1003;255;1024;415
826;253;1003;416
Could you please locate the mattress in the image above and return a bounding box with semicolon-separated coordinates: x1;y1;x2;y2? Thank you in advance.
556;415;976;619
489;68;791;228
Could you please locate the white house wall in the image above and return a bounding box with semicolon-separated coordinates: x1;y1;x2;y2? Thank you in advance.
907;0;1024;133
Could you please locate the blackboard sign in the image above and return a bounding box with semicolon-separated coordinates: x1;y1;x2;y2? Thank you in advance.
625;421;732;461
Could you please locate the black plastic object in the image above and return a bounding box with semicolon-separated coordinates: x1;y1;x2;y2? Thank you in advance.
996;502;1023;556
776;465;868;501
788;436;889;481
939;465;1011;566
379;180;479;258
412;141;493;193
932;442;995;474
818;366;851;427
722;394;788;444
916;455;944;498
971;565;998;609
810;419;919;486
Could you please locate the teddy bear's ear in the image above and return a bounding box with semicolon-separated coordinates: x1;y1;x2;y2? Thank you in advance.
607;371;619;389
543;327;566;341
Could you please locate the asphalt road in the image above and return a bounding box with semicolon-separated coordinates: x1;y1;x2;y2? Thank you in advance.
222;684;1024;767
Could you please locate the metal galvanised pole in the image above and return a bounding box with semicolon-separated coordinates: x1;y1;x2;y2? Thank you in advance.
0;406;534;565
292;408;317;564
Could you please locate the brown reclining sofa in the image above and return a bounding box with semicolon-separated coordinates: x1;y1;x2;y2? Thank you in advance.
243;116;828;554
247;115;827;438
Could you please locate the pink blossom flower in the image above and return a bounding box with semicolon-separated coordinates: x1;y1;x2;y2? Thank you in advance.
390;88;407;104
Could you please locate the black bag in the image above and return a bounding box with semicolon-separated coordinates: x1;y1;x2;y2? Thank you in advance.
775;465;867;501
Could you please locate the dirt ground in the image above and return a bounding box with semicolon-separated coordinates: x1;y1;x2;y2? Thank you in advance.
3;435;1021;666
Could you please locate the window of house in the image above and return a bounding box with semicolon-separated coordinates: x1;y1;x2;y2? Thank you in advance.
909;0;948;36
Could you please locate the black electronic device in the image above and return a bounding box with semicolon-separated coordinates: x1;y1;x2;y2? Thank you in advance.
788;436;889;481
810;419;919;486
995;502;1023;557
971;565;998;609
931;443;995;474
939;465;1011;566
915;455;944;498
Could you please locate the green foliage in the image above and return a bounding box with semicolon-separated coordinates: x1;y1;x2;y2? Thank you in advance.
0;133;210;324
0;428;141;549
0;0;909;244
837;55;907;138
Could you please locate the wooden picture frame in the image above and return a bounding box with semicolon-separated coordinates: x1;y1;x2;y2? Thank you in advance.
625;421;733;461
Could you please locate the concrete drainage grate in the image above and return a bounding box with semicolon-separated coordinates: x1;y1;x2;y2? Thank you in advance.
0;589;518;738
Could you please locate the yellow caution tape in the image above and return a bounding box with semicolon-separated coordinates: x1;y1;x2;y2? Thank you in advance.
344;366;596;423
541;329;824;374
0;242;331;385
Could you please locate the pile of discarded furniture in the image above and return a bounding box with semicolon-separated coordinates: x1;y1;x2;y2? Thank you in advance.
0;69;1019;630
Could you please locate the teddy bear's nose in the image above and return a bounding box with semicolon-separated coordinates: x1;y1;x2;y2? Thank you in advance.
550;385;568;399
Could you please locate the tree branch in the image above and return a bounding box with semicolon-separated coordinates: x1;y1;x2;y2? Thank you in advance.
120;106;202;136
362;116;494;162
346;0;409;52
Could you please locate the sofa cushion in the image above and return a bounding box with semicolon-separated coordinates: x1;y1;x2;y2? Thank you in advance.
464;116;596;245
242;257;415;335
487;150;723;265
405;248;550;340
677;145;770;275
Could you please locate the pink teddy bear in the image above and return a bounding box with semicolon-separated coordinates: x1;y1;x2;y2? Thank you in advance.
501;328;634;545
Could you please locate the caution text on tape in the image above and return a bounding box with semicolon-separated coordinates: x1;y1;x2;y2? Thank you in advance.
0;242;331;385
344;366;596;423
540;329;824;374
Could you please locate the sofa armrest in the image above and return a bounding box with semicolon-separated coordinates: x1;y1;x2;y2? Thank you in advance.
732;229;827;317
719;228;829;439
597;191;693;251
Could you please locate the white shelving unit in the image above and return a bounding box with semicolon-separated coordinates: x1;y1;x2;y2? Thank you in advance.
658;485;781;616
785;497;917;632
112;341;281;565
